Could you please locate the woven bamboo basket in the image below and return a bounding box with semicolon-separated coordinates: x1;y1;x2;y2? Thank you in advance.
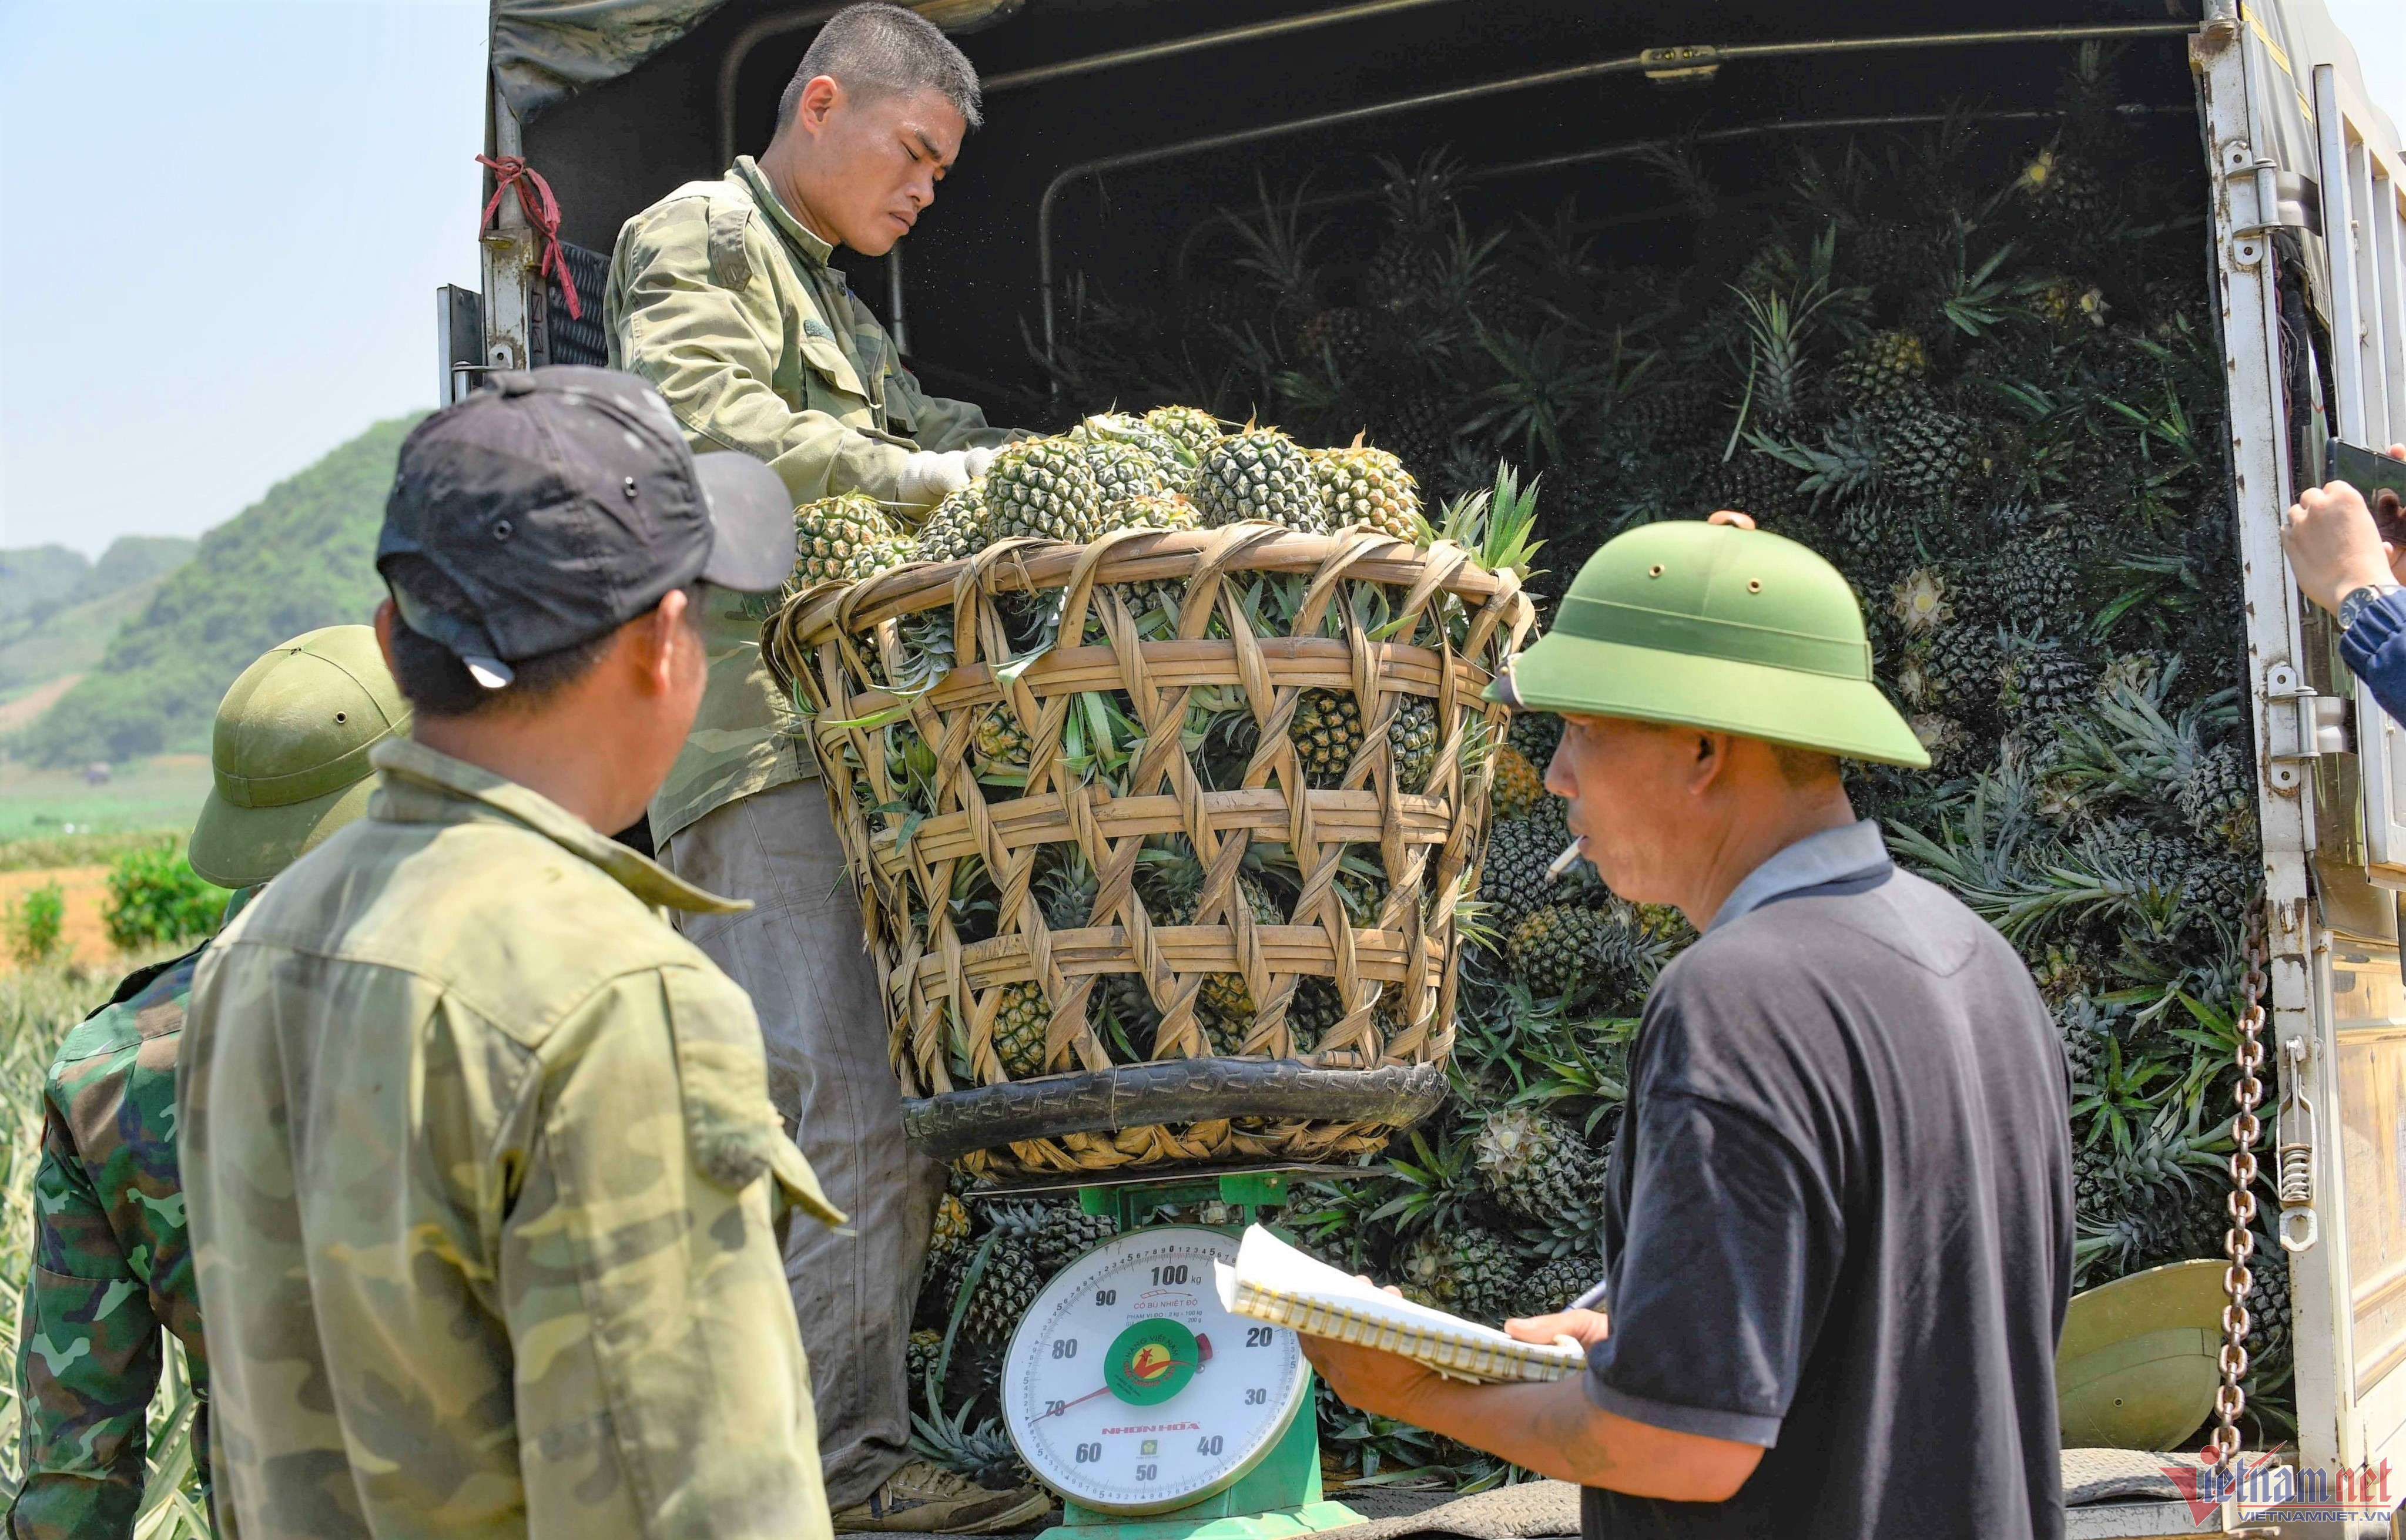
763;521;1534;1179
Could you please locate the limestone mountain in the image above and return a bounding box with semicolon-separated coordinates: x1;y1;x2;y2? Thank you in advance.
17;415;419;766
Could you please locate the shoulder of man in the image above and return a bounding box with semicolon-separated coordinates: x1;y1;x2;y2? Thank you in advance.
48;945;204;1095
218;814;738;1052
42;949;199;1212
615;175;793;297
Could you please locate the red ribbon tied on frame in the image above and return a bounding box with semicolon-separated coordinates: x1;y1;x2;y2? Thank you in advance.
476;154;581;321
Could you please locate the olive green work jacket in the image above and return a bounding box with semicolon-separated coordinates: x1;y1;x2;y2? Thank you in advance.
179;737;845;1540
606;155;1016;844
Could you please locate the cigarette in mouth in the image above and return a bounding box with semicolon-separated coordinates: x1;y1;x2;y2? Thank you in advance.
1545;837;1587;882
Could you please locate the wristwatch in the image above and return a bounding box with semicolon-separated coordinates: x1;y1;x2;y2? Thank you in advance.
2338;582;2402;630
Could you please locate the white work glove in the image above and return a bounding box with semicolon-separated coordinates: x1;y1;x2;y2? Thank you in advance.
897;449;976;509
963;444;1000;481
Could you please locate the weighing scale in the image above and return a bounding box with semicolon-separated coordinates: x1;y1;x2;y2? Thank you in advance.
990;1166;1369;1540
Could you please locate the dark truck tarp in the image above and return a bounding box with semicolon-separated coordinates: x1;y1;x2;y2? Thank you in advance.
492;0;734;123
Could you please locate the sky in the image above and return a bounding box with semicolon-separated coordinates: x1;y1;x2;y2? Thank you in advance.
0;1;2401;558
0;0;487;557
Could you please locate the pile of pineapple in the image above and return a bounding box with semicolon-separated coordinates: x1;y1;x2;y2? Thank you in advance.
902;45;2294;1487
786;406;1424;598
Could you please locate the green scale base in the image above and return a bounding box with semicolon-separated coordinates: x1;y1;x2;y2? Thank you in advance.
1041;1405;1360;1540
1013;1167;1367;1540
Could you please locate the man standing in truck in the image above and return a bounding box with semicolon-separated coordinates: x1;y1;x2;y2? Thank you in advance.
603;5;1042;1533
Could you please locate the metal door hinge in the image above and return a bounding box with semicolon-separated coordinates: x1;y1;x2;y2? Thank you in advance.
2265;664;2351;789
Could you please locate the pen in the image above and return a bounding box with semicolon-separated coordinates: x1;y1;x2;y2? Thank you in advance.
1569;1277;1609;1311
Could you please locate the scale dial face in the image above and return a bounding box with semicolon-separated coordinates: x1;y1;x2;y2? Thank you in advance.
1002;1226;1308;1515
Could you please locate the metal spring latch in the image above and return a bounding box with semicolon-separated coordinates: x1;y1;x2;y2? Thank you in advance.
2277;1035;2319;1252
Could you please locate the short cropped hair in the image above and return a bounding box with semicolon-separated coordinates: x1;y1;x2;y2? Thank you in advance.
1770;742;1842;787
384;556;699;719
779;3;983;131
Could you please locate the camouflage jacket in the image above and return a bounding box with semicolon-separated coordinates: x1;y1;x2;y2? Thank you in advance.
8;937;226;1540
179;737;846;1540
606;155;1016;844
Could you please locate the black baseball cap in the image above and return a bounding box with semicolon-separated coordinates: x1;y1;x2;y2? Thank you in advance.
378;365;792;687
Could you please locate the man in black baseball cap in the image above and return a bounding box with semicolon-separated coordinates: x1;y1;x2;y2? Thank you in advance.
181;365;852;1537
377;364;793;688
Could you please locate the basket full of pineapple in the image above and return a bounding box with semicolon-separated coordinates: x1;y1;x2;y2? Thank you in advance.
762;410;1541;1179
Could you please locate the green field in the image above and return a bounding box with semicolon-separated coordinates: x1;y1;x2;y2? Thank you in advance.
0;755;210;844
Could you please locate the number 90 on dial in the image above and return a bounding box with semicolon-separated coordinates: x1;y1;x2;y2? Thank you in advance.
1001;1227;1309;1514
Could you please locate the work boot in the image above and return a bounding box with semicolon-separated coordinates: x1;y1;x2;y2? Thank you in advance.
832;1460;1054;1534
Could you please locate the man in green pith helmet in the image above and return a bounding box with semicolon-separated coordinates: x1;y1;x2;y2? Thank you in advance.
6;625;406;1540
1304;514;2075;1539
604;4;1042;1531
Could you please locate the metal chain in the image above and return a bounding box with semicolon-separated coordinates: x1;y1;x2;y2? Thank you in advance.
2209;905;2269;1468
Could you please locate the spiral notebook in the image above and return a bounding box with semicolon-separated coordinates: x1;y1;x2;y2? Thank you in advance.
1214;1224;1588;1385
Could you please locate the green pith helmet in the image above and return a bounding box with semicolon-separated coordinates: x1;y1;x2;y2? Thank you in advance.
185;626;410;888
2057;1258;2229;1451
1487;519;1928;767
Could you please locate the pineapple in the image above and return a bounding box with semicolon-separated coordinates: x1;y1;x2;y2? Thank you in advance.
2033;278;2112;333
1398;1225;1524;1325
1523;1255;1602;1314
1031;1203;1118;1277
906;1327;944;1388
1390;694;1439;793
1100;491;1201;534
1619;377;1718;451
973;712;1032;775
991;981;1053;1080
2247;1240;2293;1378
792;492;900;586
2084;817;2193;905
2000;639;2094;724
1364;150;1461;316
1853;224;1936;293
1298;305;1400;387
846;535;916;582
1378;391;1458;482
1709;448;1805;524
1142;405;1224;461
2019;145;2111;230
1070;409;1194;486
1991;540;2079;631
1834;329;1929;404
1291;689;1363;784
1082;438;1170;507
1906;713;1970;776
929;1192;973;1272
1509;712;1563;766
1197;427;1328;532
960;1209;1044;1343
986;437;1103;543
1479;806;1589;931
1507;904;1607;999
1917;623;2006;716
2178;741;2254;851
916;484;989;563
1154;867;1286;1054
1312;436;1422;540
1490;745;1547;818
1876;390;1979;506
1889;567;1955;636
1473;1106;1610;1224
1289;975;1345;1055
2060;1013;2106;1091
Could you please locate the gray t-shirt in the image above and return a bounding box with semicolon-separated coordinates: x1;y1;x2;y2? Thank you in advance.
1581;841;2072;1539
